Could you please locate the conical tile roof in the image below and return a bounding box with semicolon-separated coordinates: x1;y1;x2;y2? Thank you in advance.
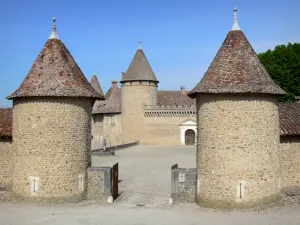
7;19;103;100
94;83;121;114
90;74;105;97
120;48;158;83
188;10;285;98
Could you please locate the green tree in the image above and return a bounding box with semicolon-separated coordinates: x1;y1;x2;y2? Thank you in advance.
258;43;300;102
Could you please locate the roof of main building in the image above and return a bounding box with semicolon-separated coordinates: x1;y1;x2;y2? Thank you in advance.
158;91;195;107
90;74;105;97
93;82;121;114
120;47;158;83
279;102;300;136
188;9;285;98
7;18;103;100
0;108;12;139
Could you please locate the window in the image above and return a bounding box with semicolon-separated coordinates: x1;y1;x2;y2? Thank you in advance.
78;174;85;193
94;115;103;127
96;134;103;143
110;115;116;127
29;176;39;194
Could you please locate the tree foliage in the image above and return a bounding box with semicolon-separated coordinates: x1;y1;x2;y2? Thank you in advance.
258;43;300;102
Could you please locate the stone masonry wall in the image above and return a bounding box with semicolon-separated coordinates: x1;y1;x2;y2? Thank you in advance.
12;98;92;203
102;113;122;147
87;167;112;202
143;116;195;145
0;139;12;188
91;114;104;150
280;136;300;195
196;95;281;208
171;164;196;203
121;81;157;143
91;113;122;149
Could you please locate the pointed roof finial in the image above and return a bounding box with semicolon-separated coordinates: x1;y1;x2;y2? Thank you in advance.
49;17;60;39
231;8;241;31
138;40;142;50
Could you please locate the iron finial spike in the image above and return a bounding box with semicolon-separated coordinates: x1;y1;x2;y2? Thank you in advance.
49;17;60;39
231;7;241;31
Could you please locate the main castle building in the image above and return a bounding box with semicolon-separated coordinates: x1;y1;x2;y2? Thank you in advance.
0;9;299;207
91;45;196;148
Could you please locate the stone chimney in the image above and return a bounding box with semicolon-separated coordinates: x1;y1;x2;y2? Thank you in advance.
181;86;186;94
112;80;118;88
121;72;125;78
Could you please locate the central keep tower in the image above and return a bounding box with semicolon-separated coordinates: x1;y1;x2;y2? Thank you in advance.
120;44;159;143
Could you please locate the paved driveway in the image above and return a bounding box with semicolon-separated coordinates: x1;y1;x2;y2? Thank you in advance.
92;145;196;206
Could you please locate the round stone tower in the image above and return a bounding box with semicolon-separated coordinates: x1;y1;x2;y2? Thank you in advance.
188;9;285;208
7;18;104;203
120;43;158;143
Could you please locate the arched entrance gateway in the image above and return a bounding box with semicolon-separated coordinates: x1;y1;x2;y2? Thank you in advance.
185;129;195;145
179;119;197;145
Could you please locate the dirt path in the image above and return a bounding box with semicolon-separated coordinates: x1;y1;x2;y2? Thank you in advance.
1;202;300;225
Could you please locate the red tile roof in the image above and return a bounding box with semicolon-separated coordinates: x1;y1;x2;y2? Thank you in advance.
7;39;104;100
90;74;104;97
0;108;12;138
120;49;158;83
189;30;285;98
158;91;195;107
279;103;300;136
93;85;121;114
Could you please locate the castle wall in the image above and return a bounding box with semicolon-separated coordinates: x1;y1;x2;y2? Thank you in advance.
12;98;92;203
0;139;12;188
196;95;281;208
121;81;157;143
91;114;104;150
91;113;122;149
143;116;196;145
102;113;122;147
280;136;300;194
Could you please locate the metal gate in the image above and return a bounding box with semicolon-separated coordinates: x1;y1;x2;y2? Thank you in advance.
111;163;119;199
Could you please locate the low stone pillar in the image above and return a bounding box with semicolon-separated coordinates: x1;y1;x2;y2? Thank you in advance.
171;164;197;203
87;167;112;202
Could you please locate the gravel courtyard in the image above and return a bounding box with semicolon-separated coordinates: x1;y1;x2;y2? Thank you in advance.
1;145;300;225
